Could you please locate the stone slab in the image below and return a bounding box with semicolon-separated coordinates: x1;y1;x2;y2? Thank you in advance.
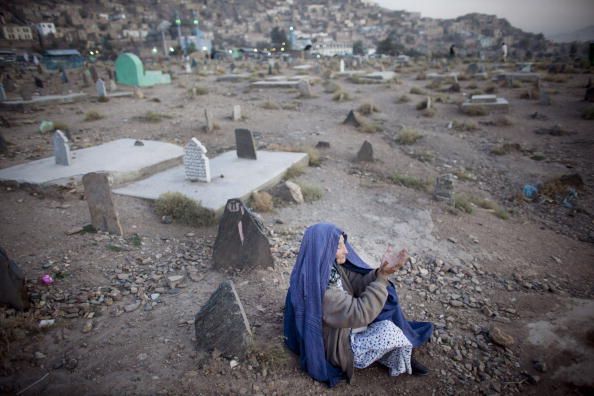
461;97;510;113
107;91;134;98
216;73;252;82
362;71;396;81
82;172;123;235
470;94;497;104
0;139;183;186
427;72;459;82
250;80;300;88
494;72;540;82
113;150;309;215
0;93;87;109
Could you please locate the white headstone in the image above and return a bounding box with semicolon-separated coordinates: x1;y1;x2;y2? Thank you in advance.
232;105;241;121
53;130;71;166
339;59;345;73
184;138;211;183
108;79;117;92
0;84;6;101
297;80;312;97
185;62;192;73
95;78;106;97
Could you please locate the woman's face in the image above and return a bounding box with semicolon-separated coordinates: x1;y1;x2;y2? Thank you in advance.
335;235;348;265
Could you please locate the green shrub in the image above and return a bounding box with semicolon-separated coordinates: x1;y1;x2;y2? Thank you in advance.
357;102;380;115
409;86;426;95
250;191;274;212
84;111;104;122
452;120;478;131
396;94;411;103
389;172;430;191
154;192;215;227
135;111;172;123
396;128;423;145
297;183;323;202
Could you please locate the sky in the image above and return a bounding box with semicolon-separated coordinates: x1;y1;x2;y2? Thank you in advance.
374;0;594;36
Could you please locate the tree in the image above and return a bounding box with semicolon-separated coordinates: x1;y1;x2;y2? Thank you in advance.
376;35;403;56
353;40;365;56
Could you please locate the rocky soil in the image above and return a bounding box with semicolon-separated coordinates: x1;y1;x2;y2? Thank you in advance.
1;57;593;395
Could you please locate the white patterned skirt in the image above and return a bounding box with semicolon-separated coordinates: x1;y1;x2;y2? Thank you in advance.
350;320;413;376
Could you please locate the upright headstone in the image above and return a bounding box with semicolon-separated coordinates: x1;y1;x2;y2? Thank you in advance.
297;80;312;98
204;109;214;133
0;83;6;101
185;61;192;73
96;78;106;98
356;140;374;162
232;105;241;121
343;110;362;127
81;70;90;87
0;246;29;311
53;130;72;166
234;129;257;160
108;79;117;92
133;86;144;99
184;138;211;183
194;280;253;359
82;172;123;236
434;174;455;205
212;198;273;271
339;59;345;73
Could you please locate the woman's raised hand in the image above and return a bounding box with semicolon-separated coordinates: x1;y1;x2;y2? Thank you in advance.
379;248;409;276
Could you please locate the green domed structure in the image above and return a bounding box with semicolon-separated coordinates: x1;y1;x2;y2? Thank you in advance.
115;53;171;87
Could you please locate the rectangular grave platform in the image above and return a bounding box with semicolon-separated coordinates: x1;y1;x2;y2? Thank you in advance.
470;94;497;104
0;93;87;110
493;72;540;82
461;97;510;113
216;73;252;82
113;150;308;214
250;80;300;88
362;71;396;81
427;72;459;82
0;139;183;186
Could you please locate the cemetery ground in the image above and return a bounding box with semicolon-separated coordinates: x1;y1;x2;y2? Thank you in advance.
1;60;593;395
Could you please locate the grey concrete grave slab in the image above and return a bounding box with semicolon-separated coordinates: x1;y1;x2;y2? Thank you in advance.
250;80;301;88
216;73;252;82
362;71;396;81
470;95;497;104
0;139;183;186
427;72;459;82
0;92;87;110
461;97;510;113
113;150;308;215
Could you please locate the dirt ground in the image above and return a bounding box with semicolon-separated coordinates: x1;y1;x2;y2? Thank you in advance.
1;58;593;395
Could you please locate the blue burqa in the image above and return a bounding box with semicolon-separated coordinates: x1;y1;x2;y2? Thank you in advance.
284;223;433;387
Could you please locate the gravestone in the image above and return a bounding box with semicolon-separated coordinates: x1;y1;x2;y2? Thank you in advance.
471;95;497;104
434;174;455;205
0;246;29;311
0;133;7;153
316;141;330;149
275;181;304;204
356;140;374;162
0;83;6;101
53;130;72;166
194;280;252;359
81;70;90;87
108;79;117;92
467;63;479;75
232;105;241;121
425;96;432;109
234;129;257;160
204;109;214;133
96;78;106;97
343;110;362;127
339;59;345;73
297;80;312;98
82;172;123;236
184;138;211;182
212;198;273;271
133;86;144;99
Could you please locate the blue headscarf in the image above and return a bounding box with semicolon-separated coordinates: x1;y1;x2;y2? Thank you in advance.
284;223;433;386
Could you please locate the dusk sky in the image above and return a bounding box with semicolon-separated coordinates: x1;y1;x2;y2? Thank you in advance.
374;0;594;36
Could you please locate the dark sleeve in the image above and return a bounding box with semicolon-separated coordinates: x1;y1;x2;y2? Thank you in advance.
345;268;379;297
